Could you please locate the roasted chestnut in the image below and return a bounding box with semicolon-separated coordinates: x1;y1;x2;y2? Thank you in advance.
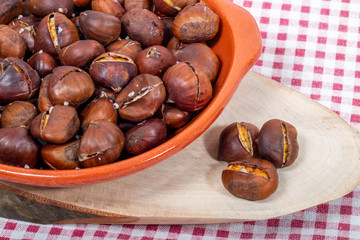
124;0;152;11
89;52;138;93
0;24;26;59
34;12;80;58
156;104;191;129
173;43;219;83
27;50;57;78
115;74;166;122
222;158;279;200
1;101;37;128
218;122;259;162
106;39;142;60
80;94;118;131
8;18;36;52
173;3;219;43
73;0;91;7
162;62;212;112
28;0;75;18
121;9;164;48
79;10;121;45
154;0;197;16
48;66;95;106
37;73;53;112
91;0;126;20
30;105;80;144
78;120;125;168
93;85;117;102
41;140;80;170
160;16;174;45
125;118;167;155
0;0;23;24
135;45;175;76
59;40;105;68
0;126;39;168
256;119;299;168
0;57;40;104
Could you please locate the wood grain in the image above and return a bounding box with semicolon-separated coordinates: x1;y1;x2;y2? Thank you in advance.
1;71;360;224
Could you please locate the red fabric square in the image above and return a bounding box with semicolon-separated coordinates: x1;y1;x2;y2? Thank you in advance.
193;227;205;236
356;56;360;62
261;31;267;39
320;8;330;15
94;230;107;237
296;49;305;57
265;233;277;239
243;1;252;7
282;4;291;11
339;223;350;231
340;206;352;215
312;81;322;88
241;233;254;239
339;25;348;32
4;222;16;230
355;71;360;78
216;230;229;238
314;67;324;74
313;235;326;240
315;51;325;58
340;10;349;17
319;22;328;30
278;33;287;40
146;225;158;231
72;230;85;237
351;114;360;123
300;20;308;27
311;94;321;100
280;18;289;26
49;227;62;235
26;225;40;233
289;234;301;240
337;39;347;46
262;2;271;9
273;62;283;69
291;220;303;228
318;37;327;44
342;0;350;3
260;17;270;24
315;221;327;229
293;65;303;71
317;204;329;213
353;99;360;106
355;86;360;92
267;219;280;227
298;34;307;41
333;83;343;90
336;54;345;61
334;69;344;76
332;96;342;103
275;48;285;55
255;60;263;66
301;6;310;13
117;234;131;239
169;225;182;234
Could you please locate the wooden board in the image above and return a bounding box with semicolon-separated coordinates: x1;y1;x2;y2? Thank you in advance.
1;71;360;224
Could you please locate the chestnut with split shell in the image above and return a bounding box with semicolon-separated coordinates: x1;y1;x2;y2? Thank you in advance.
155;104;192;129
124;0;152;11
218;122;259;162
257;119;299;168
106;39;142;60
152;0;197;16
37;73;53;112
91;0;126;20
222;158;279;201
8;18;36;52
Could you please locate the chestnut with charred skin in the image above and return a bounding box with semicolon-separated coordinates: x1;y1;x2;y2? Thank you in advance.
0;24;26;59
91;0;126;19
121;9;164;48
80;94;118;131
0;57;40;104
89;52;138;93
125;118;167;155
59;40;105;68
30;105;80;144
27;50;57;78
48;66;95;106
173;3;219;43
0;127;40;168
1;101;37;128
162;61;212;112
222;158;279;200
41;140;80;170
135;45;175;76
106;39;142;60
37;73;53;112
115;74;166;122
79;121;125;168
28;0;75;18
34;12;80;58
218;122;259;162
79;10;121;45
256;119;299;168
124;0;152;11
8;18;36;52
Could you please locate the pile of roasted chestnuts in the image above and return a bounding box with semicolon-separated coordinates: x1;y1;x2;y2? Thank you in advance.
0;0;220;170
218;119;299;201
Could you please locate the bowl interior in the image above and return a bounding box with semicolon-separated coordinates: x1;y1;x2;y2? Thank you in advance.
0;0;262;186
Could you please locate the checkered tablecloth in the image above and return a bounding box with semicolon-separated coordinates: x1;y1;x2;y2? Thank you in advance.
1;0;360;239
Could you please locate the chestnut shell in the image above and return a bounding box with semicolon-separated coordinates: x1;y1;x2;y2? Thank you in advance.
0;24;26;59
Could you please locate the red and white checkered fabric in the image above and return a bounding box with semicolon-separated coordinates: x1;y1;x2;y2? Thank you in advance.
1;0;360;239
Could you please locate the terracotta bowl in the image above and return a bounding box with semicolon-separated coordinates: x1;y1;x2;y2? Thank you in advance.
0;0;262;186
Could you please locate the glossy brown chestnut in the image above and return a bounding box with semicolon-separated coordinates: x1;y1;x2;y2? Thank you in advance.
121;9;164;48
222;158;279;200
218;122;259;162
79;10;121;45
0;24;26;59
89;52;138;93
30;105;80;144
0;57;40;104
125;118;167;155
41;140;80;170
91;0;126;20
115;74;166;122
161;16;174;45
80;94;118;131
8;18;36;52
28;0;74;18
166;36;190;54
48;66;95;106
162;62;212;112
93;85;117;102
124;0;152;11
173;43;219;83
153;0;197;16
0;126;39;168
0;0;22;24
156;104;191;128
59;40;105;68
0;101;37;128
34;12;80;58
173;3;219;43
37;73;53;112
256;119;299;168
27;50;57;78
78;121;125;168
106;39;142;60
135;45;175;76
